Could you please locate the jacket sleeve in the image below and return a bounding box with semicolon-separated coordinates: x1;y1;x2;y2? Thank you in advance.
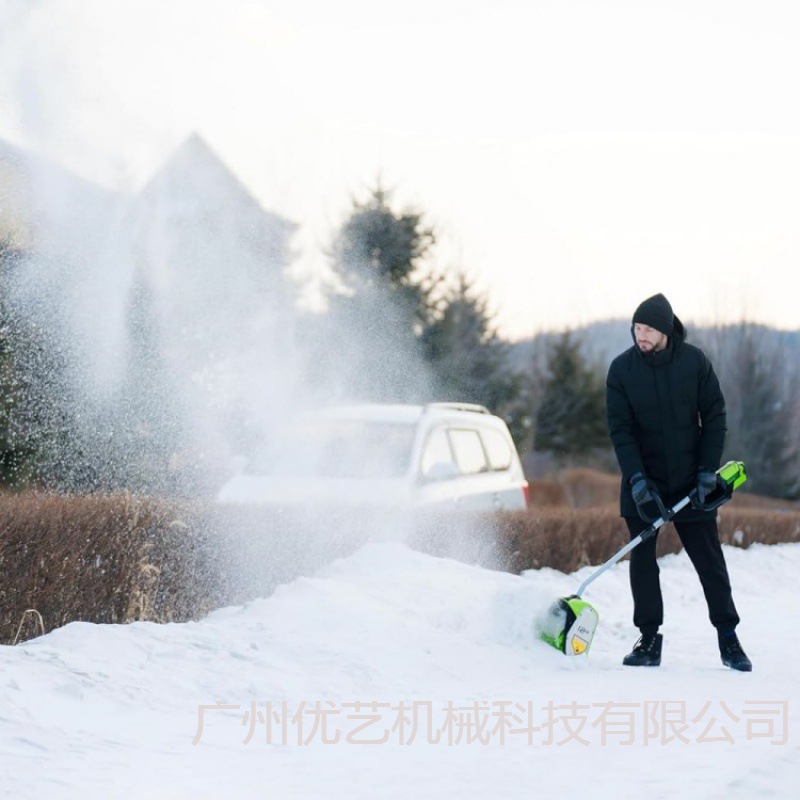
697;354;727;470
606;362;644;482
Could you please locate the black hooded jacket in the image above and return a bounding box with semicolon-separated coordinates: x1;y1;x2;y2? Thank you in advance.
606;316;726;520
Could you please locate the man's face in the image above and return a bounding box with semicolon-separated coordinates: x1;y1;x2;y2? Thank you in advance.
634;323;668;353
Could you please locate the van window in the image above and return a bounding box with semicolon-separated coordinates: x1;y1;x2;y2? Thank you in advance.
420;427;455;478
481;428;513;471
248;420;416;479
449;428;488;475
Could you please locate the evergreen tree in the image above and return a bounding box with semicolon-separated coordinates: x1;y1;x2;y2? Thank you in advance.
533;330;607;457
85;269;187;493
703;324;799;498
0;242;73;489
329;183;436;331
421;273;526;442
319;183;439;401
0;241;29;486
315;181;530;444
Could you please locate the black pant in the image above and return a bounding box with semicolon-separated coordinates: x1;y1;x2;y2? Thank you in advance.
625;516;740;636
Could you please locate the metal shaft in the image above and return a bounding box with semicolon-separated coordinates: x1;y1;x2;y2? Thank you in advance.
575;495;691;597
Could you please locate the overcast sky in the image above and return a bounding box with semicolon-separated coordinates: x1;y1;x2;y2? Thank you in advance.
1;0;799;340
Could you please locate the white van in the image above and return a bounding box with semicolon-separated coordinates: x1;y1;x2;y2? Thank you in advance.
215;403;529;511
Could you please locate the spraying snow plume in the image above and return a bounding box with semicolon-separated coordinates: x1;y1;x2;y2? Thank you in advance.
2;133;304;493
0;3;504;593
0;0;438;493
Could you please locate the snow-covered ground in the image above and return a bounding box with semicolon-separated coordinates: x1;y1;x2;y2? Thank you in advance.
1;537;797;799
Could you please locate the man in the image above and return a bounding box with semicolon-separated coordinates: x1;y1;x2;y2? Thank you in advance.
606;293;751;671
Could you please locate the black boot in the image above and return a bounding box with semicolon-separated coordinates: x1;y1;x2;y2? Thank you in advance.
623;632;662;666
718;631;752;672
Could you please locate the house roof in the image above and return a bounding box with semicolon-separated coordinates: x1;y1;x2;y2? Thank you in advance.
137;133;296;235
0;133;297;250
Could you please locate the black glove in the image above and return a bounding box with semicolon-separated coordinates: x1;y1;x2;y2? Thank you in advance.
696;470;718;505
629;471;656;507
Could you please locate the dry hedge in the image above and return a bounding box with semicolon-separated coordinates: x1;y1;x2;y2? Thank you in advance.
0;493;223;645
1;489;798;645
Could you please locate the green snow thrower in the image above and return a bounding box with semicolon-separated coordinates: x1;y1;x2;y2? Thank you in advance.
535;460;748;657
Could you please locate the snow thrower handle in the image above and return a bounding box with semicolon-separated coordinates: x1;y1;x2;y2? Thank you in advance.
636;491;671;526
689;460;748;512
636;460;747;522
575;493;692;597
574;461;748;599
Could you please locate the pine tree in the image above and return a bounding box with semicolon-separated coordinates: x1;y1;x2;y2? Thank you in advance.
0;241;27;486
705;324;799;498
533;330;607;457
318;183;439;401
329;183;436;331
92;269;187;493
315;182;529;442
420;273;525;440
0;242;65;488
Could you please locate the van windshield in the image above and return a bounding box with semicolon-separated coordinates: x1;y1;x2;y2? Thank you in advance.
246;419;416;479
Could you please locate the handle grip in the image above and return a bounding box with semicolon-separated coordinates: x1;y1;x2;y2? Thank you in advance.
690;475;734;511
636;491;671;525
637;460;747;519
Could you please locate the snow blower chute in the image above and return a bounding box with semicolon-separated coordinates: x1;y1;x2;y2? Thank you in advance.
535;460;748;656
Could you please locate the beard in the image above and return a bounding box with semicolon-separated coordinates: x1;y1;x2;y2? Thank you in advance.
638;336;666;353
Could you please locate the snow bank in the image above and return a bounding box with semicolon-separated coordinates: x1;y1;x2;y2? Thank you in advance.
1;541;797;799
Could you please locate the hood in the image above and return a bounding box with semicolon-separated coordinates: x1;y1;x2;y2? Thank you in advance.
630;313;686;361
215;474;411;508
